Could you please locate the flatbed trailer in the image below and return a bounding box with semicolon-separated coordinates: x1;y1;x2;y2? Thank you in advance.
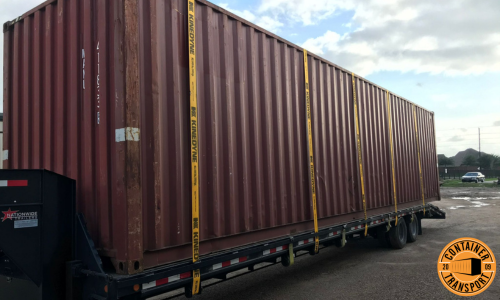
0;169;445;300
97;204;445;300
1;0;445;299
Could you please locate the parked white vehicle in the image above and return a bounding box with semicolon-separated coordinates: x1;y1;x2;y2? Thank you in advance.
461;172;485;183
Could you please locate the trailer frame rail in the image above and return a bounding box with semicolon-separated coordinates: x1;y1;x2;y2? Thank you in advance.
71;203;445;299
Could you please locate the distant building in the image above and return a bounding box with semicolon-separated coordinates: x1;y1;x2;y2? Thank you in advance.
0;113;3;169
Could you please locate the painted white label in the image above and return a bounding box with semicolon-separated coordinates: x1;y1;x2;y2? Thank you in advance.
115;128;140;142
96;41;100;124
82;49;85;90
3;150;8;160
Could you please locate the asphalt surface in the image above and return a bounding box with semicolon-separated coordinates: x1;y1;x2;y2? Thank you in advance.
153;187;500;300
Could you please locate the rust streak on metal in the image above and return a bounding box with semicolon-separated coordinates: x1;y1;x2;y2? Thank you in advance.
123;0;143;274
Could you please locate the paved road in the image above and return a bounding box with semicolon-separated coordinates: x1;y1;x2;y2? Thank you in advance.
154;187;500;300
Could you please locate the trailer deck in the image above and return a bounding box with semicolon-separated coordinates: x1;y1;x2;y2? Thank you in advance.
70;203;445;299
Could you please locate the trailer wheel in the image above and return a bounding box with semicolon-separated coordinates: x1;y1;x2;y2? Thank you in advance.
281;253;292;267
405;214;418;243
376;225;390;248
388;219;407;249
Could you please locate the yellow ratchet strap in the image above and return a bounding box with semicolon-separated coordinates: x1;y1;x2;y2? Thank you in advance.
303;50;319;253
351;73;368;236
412;105;426;215
386;91;398;226
188;0;201;294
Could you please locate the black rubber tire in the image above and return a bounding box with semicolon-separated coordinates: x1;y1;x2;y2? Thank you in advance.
388;219;407;249
405;214;418;243
377;225;390;248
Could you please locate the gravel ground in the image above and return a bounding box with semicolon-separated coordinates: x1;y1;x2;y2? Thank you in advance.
152;187;500;300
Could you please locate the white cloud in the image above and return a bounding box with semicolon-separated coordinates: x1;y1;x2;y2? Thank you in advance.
256;0;500;77
255;16;284;33
257;0;352;26
218;3;257;23
302;31;340;55
219;3;283;33
404;37;438;52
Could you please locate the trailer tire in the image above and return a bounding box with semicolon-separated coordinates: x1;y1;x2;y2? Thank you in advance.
377;225;390;248
281;253;292;267
388;219;407;249
405;214;418;243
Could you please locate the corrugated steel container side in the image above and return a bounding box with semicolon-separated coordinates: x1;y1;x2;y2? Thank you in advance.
2;0;146;274
309;58;360;217
138;0;439;267
417;107;440;199
0;114;3;169
3;0;440;273
356;79;392;210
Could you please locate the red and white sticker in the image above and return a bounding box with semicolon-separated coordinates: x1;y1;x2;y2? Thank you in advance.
213;256;248;269
297;238;314;246
350;224;365;231
263;245;288;256
0;180;28;187
142;272;192;290
328;231;341;237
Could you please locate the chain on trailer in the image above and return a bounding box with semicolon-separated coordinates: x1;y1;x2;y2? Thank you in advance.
303;50;320;254
412;105;426;215
351;73;368;236
386;91;398;226
187;0;201;294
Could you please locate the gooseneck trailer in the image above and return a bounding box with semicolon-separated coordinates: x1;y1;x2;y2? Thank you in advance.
1;0;445;299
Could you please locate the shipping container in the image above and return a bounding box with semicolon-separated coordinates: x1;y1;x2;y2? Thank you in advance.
0;112;3;169
2;0;443;298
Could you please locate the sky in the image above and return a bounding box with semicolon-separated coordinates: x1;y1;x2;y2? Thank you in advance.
1;0;500;157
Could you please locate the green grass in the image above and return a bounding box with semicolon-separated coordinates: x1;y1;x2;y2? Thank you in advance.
440;179;500;188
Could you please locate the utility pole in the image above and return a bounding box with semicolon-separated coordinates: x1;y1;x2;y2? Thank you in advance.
478;128;481;157
478;127;481;171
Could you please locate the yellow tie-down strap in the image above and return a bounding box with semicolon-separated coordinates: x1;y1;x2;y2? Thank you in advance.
303;50;319;253
412;105;426;214
351;73;368;236
188;0;201;294
386;91;398;226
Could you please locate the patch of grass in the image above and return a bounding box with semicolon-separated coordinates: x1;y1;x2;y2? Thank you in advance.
440;179;500;188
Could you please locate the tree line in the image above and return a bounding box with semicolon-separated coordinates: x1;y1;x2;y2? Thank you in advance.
439;154;500;169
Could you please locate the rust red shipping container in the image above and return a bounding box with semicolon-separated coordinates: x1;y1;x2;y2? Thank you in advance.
2;0;440;274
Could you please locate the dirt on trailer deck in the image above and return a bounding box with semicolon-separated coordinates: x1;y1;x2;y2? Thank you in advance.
152;187;500;300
